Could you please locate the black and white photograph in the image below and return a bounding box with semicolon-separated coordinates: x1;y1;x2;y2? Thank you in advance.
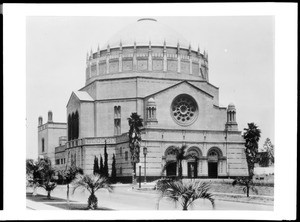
2;3;297;220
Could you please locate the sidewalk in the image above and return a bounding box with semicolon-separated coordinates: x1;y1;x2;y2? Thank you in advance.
27;198;64;210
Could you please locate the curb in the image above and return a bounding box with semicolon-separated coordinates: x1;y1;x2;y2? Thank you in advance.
26;199;64;210
214;197;274;206
212;192;274;199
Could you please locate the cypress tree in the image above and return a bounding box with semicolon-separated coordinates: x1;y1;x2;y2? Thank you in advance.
93;156;99;175
103;140;109;177
99;155;104;175
111;154;117;183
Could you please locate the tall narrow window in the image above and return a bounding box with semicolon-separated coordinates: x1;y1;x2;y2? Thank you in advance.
114;106;121;135
125;151;128;161
42;138;45;152
68;115;71;141
68;111;79;141
74;111;79;139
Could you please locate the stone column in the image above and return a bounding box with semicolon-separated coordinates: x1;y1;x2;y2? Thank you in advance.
96;45;100;76
177;43;181;73
189;45;192;74
119;44;123;72
163;40;167;72
106;45;110;74
182;160;187;177
133;41;137;71
198;160;202;176
161;157;166;176
202;159;208;177
148;41;152;71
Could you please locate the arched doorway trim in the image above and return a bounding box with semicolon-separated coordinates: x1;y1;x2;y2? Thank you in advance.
186;146;202;161
186;146;202;178
207;146;223;157
164;146;178;177
207;147;223;178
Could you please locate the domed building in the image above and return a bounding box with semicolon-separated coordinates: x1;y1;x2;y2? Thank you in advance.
38;18;248;180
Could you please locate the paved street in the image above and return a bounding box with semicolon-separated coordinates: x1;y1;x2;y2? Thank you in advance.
28;184;273;211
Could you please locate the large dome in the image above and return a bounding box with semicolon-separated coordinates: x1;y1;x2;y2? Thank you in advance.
106;18;190;49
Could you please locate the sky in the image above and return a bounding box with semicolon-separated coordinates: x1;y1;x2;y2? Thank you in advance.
26;16;275;159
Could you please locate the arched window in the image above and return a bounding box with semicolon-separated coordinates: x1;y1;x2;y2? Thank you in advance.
68;115;71;141
68;111;79;141
114;106;121;135
74;111;79;139
71;113;75;140
42;138;45;152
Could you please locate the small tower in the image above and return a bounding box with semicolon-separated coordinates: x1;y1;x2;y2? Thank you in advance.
38;116;43;126
146;97;158;125
225;103;238;131
48;110;53;123
97;44;100;57
90;48;93;60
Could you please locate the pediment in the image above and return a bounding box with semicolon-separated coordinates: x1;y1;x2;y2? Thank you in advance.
144;80;214;100
66;91;94;107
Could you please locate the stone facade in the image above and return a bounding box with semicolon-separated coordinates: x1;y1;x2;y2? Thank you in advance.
37;18;248;179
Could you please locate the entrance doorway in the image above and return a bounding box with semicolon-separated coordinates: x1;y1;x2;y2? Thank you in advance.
166;162;177;177
208;162;218;178
188;162;197;178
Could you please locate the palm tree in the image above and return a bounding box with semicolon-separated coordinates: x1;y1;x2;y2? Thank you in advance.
59;165;83;205
72;174;113;210
128;112;143;182
232;122;261;197
232;177;258;197
156;179;215;210
26;158;40;195
176;145;187;178
243;122;261;178
36;157;57;199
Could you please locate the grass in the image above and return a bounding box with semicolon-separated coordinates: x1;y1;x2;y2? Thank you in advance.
213;193;274;206
47;203;113;210
26;193;114;210
26;193;75;202
209;183;274;196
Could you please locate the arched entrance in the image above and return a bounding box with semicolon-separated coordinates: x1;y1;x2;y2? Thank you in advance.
186;147;202;178
166;161;177;177
207;148;222;178
164;146;178;177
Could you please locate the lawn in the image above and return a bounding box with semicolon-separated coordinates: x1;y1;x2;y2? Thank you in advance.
26;193;114;210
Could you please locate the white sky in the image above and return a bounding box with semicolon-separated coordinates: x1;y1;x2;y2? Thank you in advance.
3;3;297;220
26;16;274;159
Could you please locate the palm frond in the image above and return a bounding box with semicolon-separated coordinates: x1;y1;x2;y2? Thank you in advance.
156;179;215;210
72;174;113;195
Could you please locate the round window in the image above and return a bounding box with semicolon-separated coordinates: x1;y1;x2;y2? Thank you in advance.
171;94;198;126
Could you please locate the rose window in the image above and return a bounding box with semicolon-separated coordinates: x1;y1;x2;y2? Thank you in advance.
171;94;198;125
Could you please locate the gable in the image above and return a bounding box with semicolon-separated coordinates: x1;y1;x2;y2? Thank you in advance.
145;80;214;100
66;91;94;108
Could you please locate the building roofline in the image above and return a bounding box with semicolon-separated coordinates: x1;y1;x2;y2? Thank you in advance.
144;80;214;99
80;75;219;91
